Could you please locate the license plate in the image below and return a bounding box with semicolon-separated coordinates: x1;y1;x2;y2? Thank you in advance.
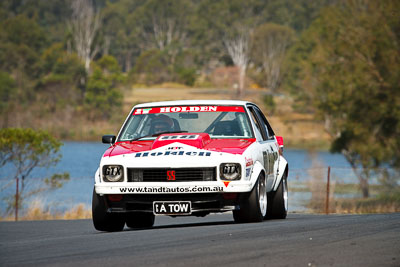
153;201;192;215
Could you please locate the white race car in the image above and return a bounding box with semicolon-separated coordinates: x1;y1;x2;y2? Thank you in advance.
93;100;288;231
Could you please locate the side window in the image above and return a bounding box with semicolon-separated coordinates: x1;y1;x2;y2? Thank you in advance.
254;107;274;140
248;106;268;141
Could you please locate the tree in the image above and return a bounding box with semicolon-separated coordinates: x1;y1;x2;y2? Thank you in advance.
258;0;337;33
0;15;48;80
84;55;124;119
250;23;295;92
133;0;191;51
0;128;69;220
129;0;194;75
223;27;251;96
0;15;49;127
69;0;101;72
37;43;87;112
193;0;262;63
130;48;197;86
100;0;145;72
130;49;171;85
196;0;261;96
0;0;72;43
0;72;16;127
284;0;400;197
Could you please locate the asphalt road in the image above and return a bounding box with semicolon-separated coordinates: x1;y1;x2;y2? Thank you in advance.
0;213;399;267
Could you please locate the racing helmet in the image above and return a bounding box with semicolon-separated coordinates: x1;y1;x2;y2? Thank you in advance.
151;114;174;133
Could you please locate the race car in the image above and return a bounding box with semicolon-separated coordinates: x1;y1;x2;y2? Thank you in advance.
93;100;288;231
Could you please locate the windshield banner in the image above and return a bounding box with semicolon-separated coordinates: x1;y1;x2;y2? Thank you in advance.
133;106;245;115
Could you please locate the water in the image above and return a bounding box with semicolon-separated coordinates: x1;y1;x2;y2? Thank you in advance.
0;142;359;214
0;142;108;213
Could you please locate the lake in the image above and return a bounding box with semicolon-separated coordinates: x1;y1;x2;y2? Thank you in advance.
0;141;360;214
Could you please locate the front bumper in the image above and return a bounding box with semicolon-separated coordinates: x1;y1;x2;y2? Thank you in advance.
102;192;250;216
95;181;254;194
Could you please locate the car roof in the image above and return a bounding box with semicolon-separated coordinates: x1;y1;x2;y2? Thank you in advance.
133;100;254;108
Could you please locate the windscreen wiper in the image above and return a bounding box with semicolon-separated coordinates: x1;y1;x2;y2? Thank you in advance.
129;131;188;142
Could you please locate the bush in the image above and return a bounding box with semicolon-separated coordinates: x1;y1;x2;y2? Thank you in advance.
84;56;124;119
175;67;197;86
130;49;170;85
0;72;16;120
263;94;276;115
130;49;197;86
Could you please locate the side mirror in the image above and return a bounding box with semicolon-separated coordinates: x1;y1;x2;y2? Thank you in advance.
276;136;284;147
276;136;284;155
102;135;116;144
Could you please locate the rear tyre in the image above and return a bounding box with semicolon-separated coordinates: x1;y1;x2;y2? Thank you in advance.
265;172;288;219
233;173;267;223
126;212;155;228
92;188;125;232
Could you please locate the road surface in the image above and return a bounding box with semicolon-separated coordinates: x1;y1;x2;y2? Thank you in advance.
1;213;399;266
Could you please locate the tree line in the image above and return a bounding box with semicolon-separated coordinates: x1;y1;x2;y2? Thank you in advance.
0;0;332;125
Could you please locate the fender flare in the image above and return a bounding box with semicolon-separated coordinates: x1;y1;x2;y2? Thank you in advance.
249;161;265;189
273;156;289;191
95;168;100;184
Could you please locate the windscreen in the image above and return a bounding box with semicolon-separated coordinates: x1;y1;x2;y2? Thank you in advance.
118;105;253;141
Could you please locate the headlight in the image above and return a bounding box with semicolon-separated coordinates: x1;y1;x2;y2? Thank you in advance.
103;165;124;182
220;163;241;180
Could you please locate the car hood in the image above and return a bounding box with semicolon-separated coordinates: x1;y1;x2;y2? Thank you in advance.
103;133;256;157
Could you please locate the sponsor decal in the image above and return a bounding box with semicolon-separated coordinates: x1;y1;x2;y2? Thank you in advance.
104;166;122;176
246;167;252;178
160;135;199;140
222;165;239;175
119;186;224;193
223;181;230;187
167;170;176;181
134;108;153;114
167;146;183;150
133;106;245;115
245;157;254;167
135;151;211;157
160;106;217;113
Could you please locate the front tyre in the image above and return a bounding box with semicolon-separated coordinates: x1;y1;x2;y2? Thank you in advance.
126;212;155;228
233;173;267;223
266;172;288;219
92;188;125;232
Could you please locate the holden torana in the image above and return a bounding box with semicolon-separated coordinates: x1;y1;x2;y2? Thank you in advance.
93;100;288;231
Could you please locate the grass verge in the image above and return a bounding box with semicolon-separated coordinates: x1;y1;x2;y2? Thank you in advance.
0;202;91;221
334;194;400;214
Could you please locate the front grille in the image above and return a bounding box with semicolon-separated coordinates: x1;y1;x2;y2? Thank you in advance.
127;168;216;182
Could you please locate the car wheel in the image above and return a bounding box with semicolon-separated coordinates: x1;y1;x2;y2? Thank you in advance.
126;212;155;228
265;172;288;219
92;188;125;232
233;173;267;223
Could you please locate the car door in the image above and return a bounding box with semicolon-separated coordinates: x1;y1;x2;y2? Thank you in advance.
247;105;279;191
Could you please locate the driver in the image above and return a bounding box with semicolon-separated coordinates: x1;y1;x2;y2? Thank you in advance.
151;114;174;134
